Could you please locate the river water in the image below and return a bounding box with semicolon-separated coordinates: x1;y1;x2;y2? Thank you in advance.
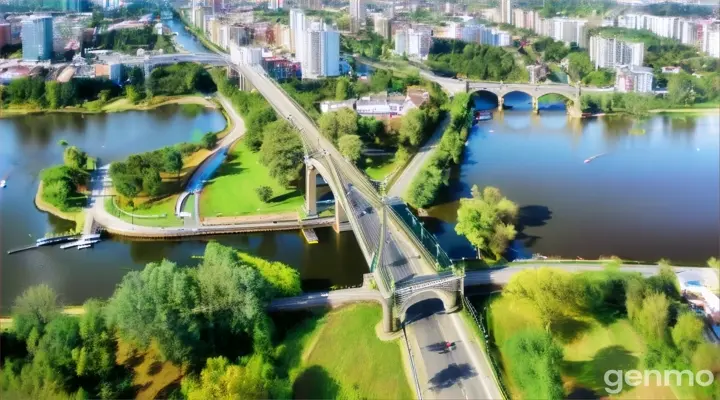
0;107;367;313
427;92;720;264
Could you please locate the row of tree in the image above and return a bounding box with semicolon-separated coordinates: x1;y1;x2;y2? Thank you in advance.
0;242;303;399
426;40;526;82
109;146;184;199
96;26;175;54
1;77;120;110
406;93;471;208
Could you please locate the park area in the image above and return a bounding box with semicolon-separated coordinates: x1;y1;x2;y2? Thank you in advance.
199;140;304;218
276;304;413;399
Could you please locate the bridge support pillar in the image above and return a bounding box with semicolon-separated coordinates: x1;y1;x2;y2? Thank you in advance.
305;165;317;217
497;96;504;110
532;96;539;113
381;297;393;333
567;102;582;118
333;200;348;232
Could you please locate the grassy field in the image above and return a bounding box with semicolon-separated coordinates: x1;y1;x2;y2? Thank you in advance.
116;340;184;400
106;196;184;228
199;141;304;218
364;155;399;181
486;295;677;400
279;304;413;399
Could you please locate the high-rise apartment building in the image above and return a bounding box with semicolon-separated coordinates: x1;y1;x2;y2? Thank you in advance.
268;0;283;11
373;15;391;39
290;9;306;54
551;18;588;48
301;21;340;79
704;27;720;58
500;0;513;25
350;0;366;33
394;28;431;59
615;65;654;93
589;35;645;69
22;15;53;61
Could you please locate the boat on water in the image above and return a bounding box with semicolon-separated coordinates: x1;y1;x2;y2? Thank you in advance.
77;244;92;250
474;111;492;122
0;180;5;188
584;153;607;164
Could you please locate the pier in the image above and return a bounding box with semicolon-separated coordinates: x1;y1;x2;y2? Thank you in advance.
302;228;319;244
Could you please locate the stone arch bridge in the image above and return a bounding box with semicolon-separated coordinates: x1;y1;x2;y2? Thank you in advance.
466;81;583;116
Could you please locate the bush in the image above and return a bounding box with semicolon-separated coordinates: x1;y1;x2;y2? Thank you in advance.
201;132;218;149
256;186;273;203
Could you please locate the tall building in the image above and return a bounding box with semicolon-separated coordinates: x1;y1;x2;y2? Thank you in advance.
551;18;588;48
350;0;366;33
615;65;654;93
268;0;283;11
394;28;431;59
301;21;340;79
22;16;53;61
373;15;390;39
500;0;513;25
589;35;645;69
704;27;720;58
289;9;306;54
394;28;407;56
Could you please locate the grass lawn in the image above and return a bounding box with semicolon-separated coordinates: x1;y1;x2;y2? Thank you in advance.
106;196;184;228
279;304;413;399
364;154;399;181
486;295;677;400
199;141;304;218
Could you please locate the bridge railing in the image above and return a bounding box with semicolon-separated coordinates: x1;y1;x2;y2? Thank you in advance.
389;203;454;272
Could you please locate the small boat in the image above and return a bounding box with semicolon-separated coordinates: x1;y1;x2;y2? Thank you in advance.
0;180;5;188
77;244;92;250
584;153;607;164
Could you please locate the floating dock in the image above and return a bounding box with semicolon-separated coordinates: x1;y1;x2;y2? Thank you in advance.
8;234;81;254
302;228;318;244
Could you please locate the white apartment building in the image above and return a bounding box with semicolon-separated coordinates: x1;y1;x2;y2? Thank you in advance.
500;0;513;25
615;65;654;93
350;0;366;33
268;0;283;10
551;18;588;48
589;35;645;69
300;21;340;79
704;27;720;58
373;14;390;39
394;28;431;59
289;8;306;54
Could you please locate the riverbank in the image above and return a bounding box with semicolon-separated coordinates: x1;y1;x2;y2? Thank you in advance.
0;95;217;119
34;181;86;232
0;305;84;328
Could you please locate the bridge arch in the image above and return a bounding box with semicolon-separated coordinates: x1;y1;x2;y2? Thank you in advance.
398;288;459;324
536;92;574;110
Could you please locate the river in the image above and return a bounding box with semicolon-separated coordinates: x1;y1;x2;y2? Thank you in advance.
0;106;367;313
166;18;213;55
426;92;720;264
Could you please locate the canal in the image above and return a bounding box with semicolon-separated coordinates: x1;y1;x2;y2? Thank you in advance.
426;92;720;264
0;106;367;313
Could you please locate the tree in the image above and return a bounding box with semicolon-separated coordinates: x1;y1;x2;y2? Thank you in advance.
338;135;363;164
634;292;670;345
454;185;518;259
72;300;114;380
43;180;72;208
567;52;593;81
504;268;579;331
201;132;218;150
11;284;59;342
668;72;696;106
181;355;281;400
141;168;162;197
318;112;339;142
399;109;426;146
63;146;87;169
672;312;704;363
125;84;142;104
502;329;564;400
335;77;350;100
163;148;183;177
335;108;359;138
36;315;82;387
256;186;273;203
45;81;61;109
259;121;304;187
407;164;445;208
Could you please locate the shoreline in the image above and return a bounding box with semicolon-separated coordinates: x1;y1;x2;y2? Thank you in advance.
0;95;216;119
34;181;85;230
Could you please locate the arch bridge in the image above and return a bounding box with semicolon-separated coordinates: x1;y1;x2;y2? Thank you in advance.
467;81;583;116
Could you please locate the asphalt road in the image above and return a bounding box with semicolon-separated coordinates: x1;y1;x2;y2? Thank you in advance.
406;299;502;400
388;114;451;199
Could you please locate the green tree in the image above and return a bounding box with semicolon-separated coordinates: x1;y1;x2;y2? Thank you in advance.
671;312;704;363
163;148;183;177
567;52;593;81
504;268;579;331
73;300;115;380
668;72;697;106
201;132;218;150
634;292;670;345
125;84;142;104
399;108;426;146
181;355;280;400
35;315;82;387
502;329;564;400
45;81;61;109
407;164;445;208
454;185;518;259
318;112;339;142
335;77;350;100
255;186;273;203
141;168;162;197
11;284;59;342
259;121;304;187
63;146;87;169
335;108;359;138
338;134;363;164
43;180;72;208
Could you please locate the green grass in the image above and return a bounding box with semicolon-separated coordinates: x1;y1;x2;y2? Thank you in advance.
364;155;399;181
485;295;679;399
199;141;304;217
183;194;195;214
279;304;413;399
105;196;184;228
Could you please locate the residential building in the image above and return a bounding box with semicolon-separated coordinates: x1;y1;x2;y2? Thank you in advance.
589;35;645;69
192;7;205;28
704;26;720;58
320;99;356;113
373;15;391;39
290;9;306;54
460;24;511;47
615;65;653;93
551;18;588;48
500;0;513;25
0;23;10;49
394;27;431;59
301;21;340;79
22;16;54;61
350;0;367;33
268;0;283;11
394;28;407;56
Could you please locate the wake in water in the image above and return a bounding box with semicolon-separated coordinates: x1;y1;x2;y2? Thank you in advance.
584;153;607;164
